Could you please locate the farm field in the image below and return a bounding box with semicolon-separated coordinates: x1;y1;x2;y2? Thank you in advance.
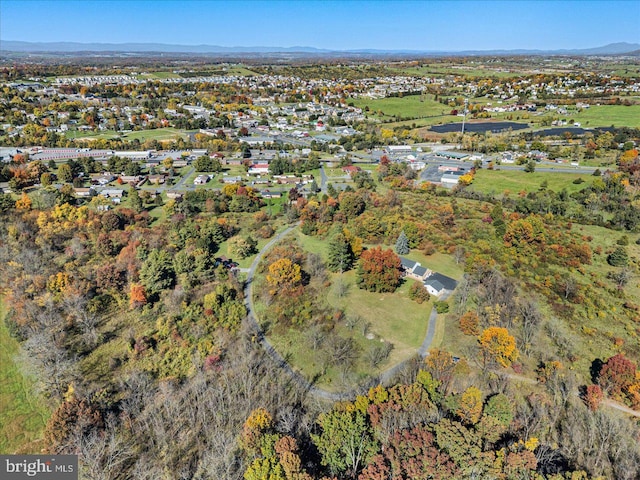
569;104;640;128
351;94;451;120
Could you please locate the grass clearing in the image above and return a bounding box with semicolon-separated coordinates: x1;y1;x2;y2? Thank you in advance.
469;169;597;196
351;94;450;120
0;297;49;454
327;271;431;363
403;251;464;280
570;105;640;129
124;128;191;142
258;234;433;390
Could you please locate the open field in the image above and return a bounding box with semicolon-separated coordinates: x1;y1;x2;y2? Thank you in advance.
388;65;521;79
66;127;190;142
327;271;431;361
261;233;433;390
264;270;431;391
351;94;451;120
0;298;49;453
469;169;597;196
569;105;640;129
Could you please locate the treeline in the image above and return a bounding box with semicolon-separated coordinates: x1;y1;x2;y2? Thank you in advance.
240;350;640;479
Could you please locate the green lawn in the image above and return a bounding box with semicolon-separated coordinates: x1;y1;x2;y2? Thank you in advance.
264;270;432;391
260;234;435;389
327;271;431;362
569;105;640;128
124;128;191;141
0;298;49;453
65;129;120;140
351;94;451;120
403;251;464;280
469;169;597;196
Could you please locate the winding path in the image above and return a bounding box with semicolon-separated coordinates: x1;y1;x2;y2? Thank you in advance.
242;224;441;401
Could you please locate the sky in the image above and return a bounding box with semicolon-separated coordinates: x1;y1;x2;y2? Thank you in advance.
1;0;639;51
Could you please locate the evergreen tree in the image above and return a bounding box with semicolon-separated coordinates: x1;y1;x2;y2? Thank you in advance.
327;233;354;272
395;230;410;255
129;188;143;213
607;247;629;267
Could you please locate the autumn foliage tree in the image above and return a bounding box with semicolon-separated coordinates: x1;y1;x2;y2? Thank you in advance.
266;258;302;296
459;311;480;335
478;327;518;368
584;384;604;411
597;353;637;399
356;247;401;293
129;283;147;309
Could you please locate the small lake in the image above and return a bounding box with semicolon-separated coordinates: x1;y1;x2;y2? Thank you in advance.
430;121;529;133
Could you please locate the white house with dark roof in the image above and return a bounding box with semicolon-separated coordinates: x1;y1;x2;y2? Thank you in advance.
424;272;458;297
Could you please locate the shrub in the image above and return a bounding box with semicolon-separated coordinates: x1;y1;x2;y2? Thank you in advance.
408;282;431;304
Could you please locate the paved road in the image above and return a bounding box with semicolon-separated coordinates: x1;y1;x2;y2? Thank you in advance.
319;166;328;194
171;166;195;190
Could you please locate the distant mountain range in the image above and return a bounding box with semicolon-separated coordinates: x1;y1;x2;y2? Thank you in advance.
1;40;639;57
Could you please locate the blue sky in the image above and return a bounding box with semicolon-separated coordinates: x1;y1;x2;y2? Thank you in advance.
1;0;638;51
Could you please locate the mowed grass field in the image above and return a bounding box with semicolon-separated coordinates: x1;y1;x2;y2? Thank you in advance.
262;232;434;389
570;104;640;128
0;298;49;453
351;94;451;119
265;270;432;391
469;169;597;196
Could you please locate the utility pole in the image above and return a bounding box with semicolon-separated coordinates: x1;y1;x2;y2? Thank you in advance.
459;97;469;150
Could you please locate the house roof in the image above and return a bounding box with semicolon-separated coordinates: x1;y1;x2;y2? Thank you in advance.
400;257;417;270
425;279;445;292
413;265;428;277
426;272;458;291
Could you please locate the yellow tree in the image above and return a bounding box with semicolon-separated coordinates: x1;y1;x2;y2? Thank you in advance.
266;258;302;296
478;327;518;368
15;192;32;211
457;386;483;425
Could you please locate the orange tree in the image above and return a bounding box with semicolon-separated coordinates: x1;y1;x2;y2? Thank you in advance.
356;246;402;293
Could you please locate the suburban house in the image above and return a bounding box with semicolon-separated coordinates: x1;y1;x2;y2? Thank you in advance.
260;190;283;199
74;187;96;198
342;165;361;176
400;257;431;281
400;257;458;297
148;174;166;185
221;176;244;184
424;272;458;297
166;191;184;200
194;174;210;185
248;163;270;175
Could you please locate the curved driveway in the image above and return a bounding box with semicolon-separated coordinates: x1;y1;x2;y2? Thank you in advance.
242;224;440;401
